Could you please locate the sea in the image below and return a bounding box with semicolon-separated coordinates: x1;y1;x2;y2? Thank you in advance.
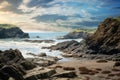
0;32;82;61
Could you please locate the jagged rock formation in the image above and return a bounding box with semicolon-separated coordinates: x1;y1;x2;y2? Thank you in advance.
0;24;29;38
0;49;36;80
86;17;120;54
61;31;90;39
0;49;78;80
46;17;120;57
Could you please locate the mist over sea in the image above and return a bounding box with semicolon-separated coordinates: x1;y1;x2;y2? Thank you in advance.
0;32;82;61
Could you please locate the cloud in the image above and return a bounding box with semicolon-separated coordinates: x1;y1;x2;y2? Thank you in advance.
0;0;120;31
27;0;54;8
32;14;68;22
0;0;33;14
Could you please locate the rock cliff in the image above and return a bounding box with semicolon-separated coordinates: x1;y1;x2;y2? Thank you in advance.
46;17;120;56
0;24;29;38
86;17;120;54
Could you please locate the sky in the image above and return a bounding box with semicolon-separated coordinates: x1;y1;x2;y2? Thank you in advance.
0;0;120;31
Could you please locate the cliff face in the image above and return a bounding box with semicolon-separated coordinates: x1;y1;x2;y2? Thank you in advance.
0;26;29;38
86;18;120;54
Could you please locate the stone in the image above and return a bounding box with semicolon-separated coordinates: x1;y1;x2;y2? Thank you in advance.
63;67;75;71
96;60;108;63
38;53;47;57
24;67;56;79
52;71;77;78
20;60;36;70
0;65;25;80
114;61;120;67
101;71;111;74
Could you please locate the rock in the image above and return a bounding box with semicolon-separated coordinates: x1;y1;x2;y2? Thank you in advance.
0;49;36;80
114;61;120;67
38;53;47;57
24;40;54;43
61;31;90;39
101;70;111;74
86;17;120;54
27;56;60;67
25;75;37;80
0;65;25;80
47;40;79;50
63;67;75;71
26;53;36;57
45;40;84;58
20;60;36;70
0;24;29;38
0;49;24;64
24;67;56;79
79;67;99;75
53;71;77;78
45;17;120;60
96;60;108;63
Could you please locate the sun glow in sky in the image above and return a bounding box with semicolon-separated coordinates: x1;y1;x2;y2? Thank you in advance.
0;0;120;31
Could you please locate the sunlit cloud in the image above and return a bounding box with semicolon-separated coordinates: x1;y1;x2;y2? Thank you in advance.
0;0;120;31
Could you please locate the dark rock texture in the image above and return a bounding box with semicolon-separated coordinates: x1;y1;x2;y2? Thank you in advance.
0;49;36;80
61;31;90;39
45;17;120;59
0;27;29;38
86;18;120;54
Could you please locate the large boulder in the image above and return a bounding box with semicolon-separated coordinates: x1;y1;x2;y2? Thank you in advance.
0;24;29;38
0;49;36;80
86;17;120;54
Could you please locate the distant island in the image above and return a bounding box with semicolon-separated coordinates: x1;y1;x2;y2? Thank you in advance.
0;24;29;38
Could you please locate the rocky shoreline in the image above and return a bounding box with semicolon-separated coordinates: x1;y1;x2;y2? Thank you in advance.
0;17;120;80
0;49;120;80
45;17;120;60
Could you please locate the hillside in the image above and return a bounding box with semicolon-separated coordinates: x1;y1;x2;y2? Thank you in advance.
0;24;29;38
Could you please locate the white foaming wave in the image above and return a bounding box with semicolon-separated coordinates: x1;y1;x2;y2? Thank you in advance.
0;38;83;60
0;40;54;58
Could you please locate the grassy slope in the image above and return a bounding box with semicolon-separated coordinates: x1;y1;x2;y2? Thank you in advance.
0;24;16;29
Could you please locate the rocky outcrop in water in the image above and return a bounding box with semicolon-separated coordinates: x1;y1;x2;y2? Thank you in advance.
0;25;29;38
61;31;90;39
